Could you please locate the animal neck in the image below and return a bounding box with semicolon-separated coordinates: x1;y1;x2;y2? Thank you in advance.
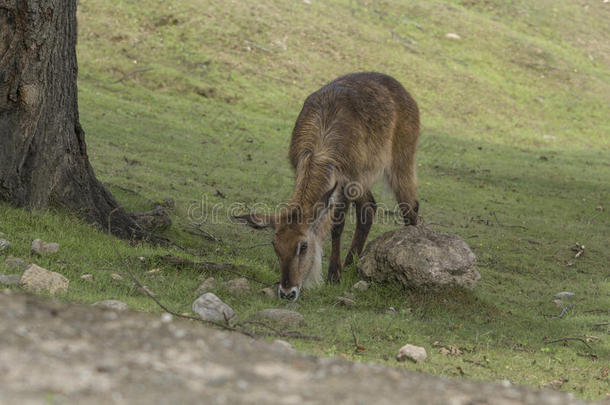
289;155;336;222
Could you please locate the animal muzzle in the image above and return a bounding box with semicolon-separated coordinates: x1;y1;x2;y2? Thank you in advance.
278;285;300;301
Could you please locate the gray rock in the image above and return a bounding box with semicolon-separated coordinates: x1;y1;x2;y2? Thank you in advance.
225;278;251;295
554;291;575;299
258;287;277;298
252;309;305;329
343;291;355;299
271;339;296;353
31;239;60;255
5;257;28;271
336;296;355;307
92;300;128;311
396;344;427;363
353;280;370;292
192;293;236;323
195;277;216;294
0;274;21;286
80;274;94;283
19;264;69;295
0;239;10;253
358;225;480;289
111;273;123;281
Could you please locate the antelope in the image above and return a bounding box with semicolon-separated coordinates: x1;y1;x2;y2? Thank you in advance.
236;72;419;300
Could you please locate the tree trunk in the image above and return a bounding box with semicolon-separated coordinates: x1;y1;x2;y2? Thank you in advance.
0;0;164;242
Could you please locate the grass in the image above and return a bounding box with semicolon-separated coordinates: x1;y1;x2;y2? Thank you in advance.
1;0;609;400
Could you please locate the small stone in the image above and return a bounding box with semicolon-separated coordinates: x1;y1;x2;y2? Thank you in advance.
554;291;575;299
226;278;251;295
92;300;128;311
353;280;370;291
271;339;296;353
5;257;28;271
445;32;461;40
111;273;123;281
343;291;355;299
161;313;173;323
20;264;69;295
0;239;10;253
258;287;277;298
542;377;568;390
80;274;94;283
192;293;236;322
336;296;355;307
31;239;60;255
195;277;216;294
386;306;397;315
396;344;427;363
252;309;305;329
0;274;21;286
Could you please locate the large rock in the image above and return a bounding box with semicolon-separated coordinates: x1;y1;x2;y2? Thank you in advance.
192;293;236;323
31;239;60;255
5;257;29;271
19;264;69;295
251;309;305;329
357;225;480;289
0;274;21;286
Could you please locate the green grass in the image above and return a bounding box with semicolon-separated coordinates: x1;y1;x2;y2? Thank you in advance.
1;0;609;400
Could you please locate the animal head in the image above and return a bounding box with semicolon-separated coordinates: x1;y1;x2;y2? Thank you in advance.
235;183;337;300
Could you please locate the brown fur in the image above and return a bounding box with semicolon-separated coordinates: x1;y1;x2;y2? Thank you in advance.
236;72;420;298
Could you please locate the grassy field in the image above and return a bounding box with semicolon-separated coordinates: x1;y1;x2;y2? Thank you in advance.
1;0;609;400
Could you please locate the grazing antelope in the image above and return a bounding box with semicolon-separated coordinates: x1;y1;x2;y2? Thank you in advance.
236;72;419;300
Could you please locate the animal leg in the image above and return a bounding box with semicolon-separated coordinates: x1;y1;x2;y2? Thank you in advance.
327;200;347;284
344;191;376;267
387;152;419;226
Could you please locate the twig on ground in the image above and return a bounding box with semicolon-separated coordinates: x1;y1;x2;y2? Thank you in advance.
187;222;220;242
106;247;320;341
111;67;154;84
159;255;272;286
583;309;609;314
244;40;271;52
462;359;490;369
544;337;593;350
238;320;322;341
491;211;528;230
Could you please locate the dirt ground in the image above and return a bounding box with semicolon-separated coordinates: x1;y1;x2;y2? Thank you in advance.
0;290;598;405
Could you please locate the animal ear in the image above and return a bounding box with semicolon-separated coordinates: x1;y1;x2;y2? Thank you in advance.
233;212;277;229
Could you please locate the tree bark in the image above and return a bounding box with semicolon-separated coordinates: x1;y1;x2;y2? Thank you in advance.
0;0;165;242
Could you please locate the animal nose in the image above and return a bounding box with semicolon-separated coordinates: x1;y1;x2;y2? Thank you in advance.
278;286;299;301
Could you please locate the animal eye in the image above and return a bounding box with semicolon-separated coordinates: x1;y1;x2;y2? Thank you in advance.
297;242;308;255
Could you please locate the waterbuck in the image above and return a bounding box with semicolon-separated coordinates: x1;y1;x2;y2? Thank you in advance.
236;72;419;300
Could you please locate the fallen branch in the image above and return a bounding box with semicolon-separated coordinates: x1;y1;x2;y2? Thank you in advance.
244;40;271;53
544;337;593;350
159;254;272;287
462;359;490;369
111;67;154;84
107;247;319;341
491;211;528;230
238;320;322;341
187;222;220;242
